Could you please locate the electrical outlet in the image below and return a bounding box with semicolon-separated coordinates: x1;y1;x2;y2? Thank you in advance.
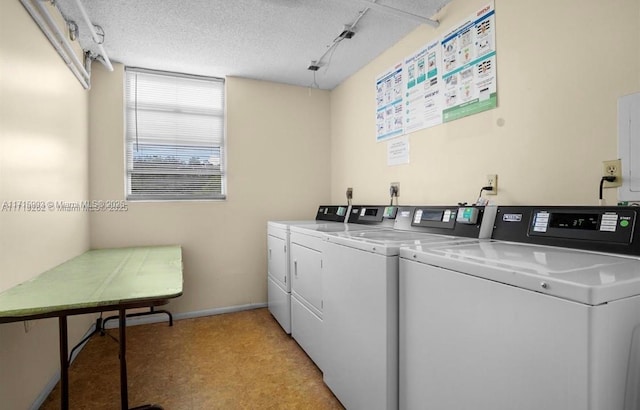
346;187;353;200
390;182;400;197
602;159;622;188
486;174;498;195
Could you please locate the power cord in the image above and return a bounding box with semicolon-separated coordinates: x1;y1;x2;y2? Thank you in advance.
599;176;617;206
475;185;494;205
478;185;494;198
389;185;399;206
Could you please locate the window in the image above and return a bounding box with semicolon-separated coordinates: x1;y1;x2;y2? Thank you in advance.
125;67;225;200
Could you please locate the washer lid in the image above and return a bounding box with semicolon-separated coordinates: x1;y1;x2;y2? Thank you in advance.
268;220;325;230
325;230;478;256
400;241;640;305
289;223;386;238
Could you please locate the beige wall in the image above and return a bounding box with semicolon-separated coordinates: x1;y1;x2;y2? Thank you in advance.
4;0;640;407
330;0;640;206
0;1;92;408
89;66;331;313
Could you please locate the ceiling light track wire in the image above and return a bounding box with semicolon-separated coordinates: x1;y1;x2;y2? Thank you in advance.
307;0;376;86
351;0;440;27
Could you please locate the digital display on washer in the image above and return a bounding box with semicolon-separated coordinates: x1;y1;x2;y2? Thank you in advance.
361;207;379;217
412;208;456;229
549;213;599;230
420;210;444;221
525;208;636;247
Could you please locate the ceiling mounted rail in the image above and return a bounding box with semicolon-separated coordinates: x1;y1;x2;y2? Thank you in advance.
72;0;113;71
20;0;91;89
351;0;440;27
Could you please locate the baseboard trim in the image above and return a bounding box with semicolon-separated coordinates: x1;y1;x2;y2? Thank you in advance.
101;302;268;328
174;302;268;321
30;303;267;409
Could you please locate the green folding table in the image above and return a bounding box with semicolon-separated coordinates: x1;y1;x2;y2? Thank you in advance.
0;245;183;410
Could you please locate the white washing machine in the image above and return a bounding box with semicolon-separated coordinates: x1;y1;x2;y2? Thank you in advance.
268;205;349;334
322;205;496;410
289;205;399;370
399;206;640;410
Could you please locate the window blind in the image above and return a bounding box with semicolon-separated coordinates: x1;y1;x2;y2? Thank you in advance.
125;67;226;200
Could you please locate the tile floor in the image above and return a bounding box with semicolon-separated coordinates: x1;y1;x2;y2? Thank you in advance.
41;308;344;410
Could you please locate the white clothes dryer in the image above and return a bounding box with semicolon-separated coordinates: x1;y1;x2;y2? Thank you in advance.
267;205;349;334
288;205;399;369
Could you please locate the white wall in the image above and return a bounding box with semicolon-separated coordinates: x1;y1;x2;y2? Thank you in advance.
0;1;92;408
89;66;331;313
330;0;640;206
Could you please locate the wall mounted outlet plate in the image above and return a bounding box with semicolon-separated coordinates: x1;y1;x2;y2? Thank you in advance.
486;174;498;195
602;159;622;188
390;182;400;197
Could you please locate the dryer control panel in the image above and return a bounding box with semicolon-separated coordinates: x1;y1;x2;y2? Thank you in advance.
494;206;640;255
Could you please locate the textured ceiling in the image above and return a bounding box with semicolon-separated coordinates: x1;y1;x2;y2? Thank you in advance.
54;0;451;90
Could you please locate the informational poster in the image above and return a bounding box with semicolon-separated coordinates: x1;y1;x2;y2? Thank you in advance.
375;2;497;142
376;62;404;141
404;40;443;133
387;136;410;166
441;2;496;122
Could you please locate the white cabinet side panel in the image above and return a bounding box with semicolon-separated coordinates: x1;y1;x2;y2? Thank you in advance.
323;242;398;410
619;92;640;200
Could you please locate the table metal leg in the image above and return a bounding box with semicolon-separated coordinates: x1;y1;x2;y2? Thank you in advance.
58;315;69;410
119;307;129;410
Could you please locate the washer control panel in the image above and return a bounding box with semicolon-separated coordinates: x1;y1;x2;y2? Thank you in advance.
529;209;635;244
412;207;457;229
316;205;348;222
494;206;640;255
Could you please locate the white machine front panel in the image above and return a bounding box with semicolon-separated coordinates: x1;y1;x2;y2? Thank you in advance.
267;276;291;334
267;234;289;291
291;296;324;371
290;242;323;314
323;241;398;410
399;260;590;410
401;241;640;305
400;258;640;410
